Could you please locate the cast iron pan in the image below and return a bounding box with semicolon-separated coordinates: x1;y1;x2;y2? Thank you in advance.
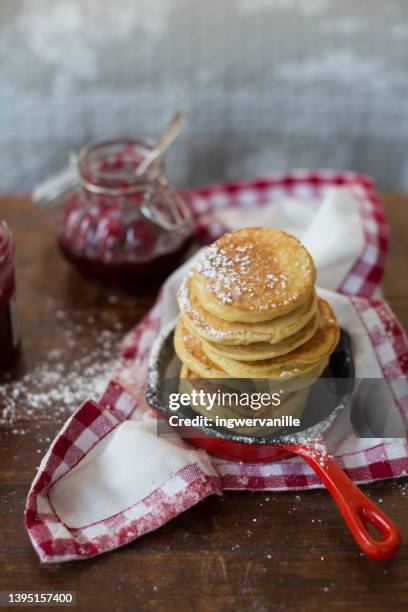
146;322;400;560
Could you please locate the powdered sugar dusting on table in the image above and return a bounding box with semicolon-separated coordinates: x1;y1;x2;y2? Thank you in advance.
0;307;123;435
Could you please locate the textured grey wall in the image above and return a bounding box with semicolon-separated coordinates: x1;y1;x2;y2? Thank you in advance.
1;0;408;191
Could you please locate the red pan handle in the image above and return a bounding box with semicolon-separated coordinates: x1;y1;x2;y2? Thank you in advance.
285;442;401;560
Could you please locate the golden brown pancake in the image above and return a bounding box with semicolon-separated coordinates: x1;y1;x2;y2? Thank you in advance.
174;319;227;378
202;309;319;362
180;363;193;378
176;317;329;382
201;299;338;377
191;228;316;323
178;276;318;345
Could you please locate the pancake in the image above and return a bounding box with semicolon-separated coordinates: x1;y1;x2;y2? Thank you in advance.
191;228;316;323
173;228;340;415
202;309;319;362
178;276;318;346
201;299;338;377
202;343;329;378
283;298;340;365
180;363;192;378
174;319;227;378
177;320;328;388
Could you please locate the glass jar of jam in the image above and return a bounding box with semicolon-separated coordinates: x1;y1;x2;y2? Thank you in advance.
0;221;20;368
57;139;192;284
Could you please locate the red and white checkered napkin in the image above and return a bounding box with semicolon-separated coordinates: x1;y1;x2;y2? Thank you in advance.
25;171;407;563
186;170;388;296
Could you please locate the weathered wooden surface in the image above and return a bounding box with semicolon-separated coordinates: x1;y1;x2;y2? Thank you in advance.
0;194;407;612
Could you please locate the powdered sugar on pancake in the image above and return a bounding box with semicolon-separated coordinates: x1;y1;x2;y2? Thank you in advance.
192;243;281;309
266;273;287;290
190;232;311;311
178;276;234;340
193;244;253;305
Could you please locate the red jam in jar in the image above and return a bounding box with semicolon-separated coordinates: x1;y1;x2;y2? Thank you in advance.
0;221;20;368
57;140;192;284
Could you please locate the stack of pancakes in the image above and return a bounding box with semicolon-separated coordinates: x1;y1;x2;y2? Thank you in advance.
174;227;340;432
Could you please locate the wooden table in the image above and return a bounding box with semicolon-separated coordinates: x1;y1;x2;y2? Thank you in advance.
0;194;407;612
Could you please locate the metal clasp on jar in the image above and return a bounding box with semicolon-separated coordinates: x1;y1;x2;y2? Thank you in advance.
33;139;192;235
71;145;191;234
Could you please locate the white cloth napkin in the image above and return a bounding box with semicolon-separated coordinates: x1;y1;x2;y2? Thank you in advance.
49;420;217;529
